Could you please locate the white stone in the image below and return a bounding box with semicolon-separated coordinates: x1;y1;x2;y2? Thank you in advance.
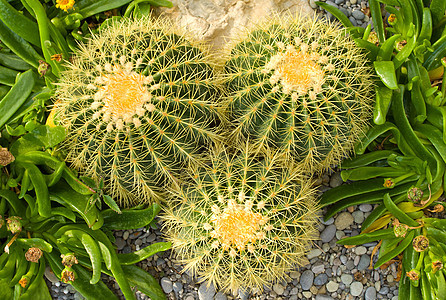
154;0;313;50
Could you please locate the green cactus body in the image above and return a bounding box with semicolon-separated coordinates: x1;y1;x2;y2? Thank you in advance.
53;18;222;206
223;15;374;172
161;145;319;292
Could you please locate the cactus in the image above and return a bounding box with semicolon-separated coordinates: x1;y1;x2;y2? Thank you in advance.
223;15;374;173
53;17;223;206
161;144;319;292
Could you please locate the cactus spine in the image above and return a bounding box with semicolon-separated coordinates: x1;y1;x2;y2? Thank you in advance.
161;145;319;292
223;15;374;172
53;17;222;206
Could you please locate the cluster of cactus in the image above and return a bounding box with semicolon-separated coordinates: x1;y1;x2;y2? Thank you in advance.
223;15;374;172
161;145;319;292
52;13;375;292
52;17;222;206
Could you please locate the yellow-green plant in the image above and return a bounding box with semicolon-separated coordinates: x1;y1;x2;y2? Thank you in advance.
223;14;374;173
51;17;223;206
161;144;319;292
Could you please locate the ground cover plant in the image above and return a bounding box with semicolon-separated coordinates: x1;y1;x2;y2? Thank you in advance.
318;0;446;298
0;0;174;299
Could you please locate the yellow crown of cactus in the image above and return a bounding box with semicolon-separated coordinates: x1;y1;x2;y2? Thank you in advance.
223;14;374;173
52;17;223;206
161;144;319;292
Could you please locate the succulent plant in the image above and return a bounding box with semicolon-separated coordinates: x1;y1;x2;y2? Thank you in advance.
161;144;319;292
52;17;223;206
223;15;374;173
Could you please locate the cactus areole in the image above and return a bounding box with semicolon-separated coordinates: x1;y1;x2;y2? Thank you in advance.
224;15;374;172
53;18;222;206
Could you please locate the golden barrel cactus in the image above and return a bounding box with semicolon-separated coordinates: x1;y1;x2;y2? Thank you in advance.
52;17;223;206
161;145;319;292
223;14;374;173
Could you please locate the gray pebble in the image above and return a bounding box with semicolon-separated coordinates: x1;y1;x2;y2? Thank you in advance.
44;267;59;284
198;282;216;300
314;273;328;286
273;283;285;295
379;286;389;295
351;281;364;296
355;246;367;255
330;172;344;188
321;216;334;226
365;286;377;300
352;211;364;224
349;16;358;26
173;282;183;293
307;249;322;260
160;277;173;293
358;254;371;271
115;237;126;250
300;270;314;290
320;224;336;243
312;262;325;274
334;212;354;230
326;0;338;8
359;204;373;212
341;274;353;285
316;295;334;300
353;10;365;20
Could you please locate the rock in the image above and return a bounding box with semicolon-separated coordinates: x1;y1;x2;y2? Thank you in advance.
335;0;344;4
350;282;364;296
329;172;344;188
349;16;358;26
314;274;328;286
290;271;300;279
334;212;354;230
316;295;334;300
350;0;357;3
358;254;371;271
359;204;373;212
215;292;227;300
312;262;325;274
198;282;216;300
307;249;322;260
352;211;364;224
309;0;318;9
273;283;285;295
352;10;365;20
115;237;126;250
173;281;183;293
320;224;336;243
123;230;129;240
321;217;334;225
355;246;367;256
44;267;59;284
154;0;314;50
300;270;315;290
341;274;353;285
160;277;173;293
326;281;339;293
339;7;350;17
326;1;338;8
365;287;377;300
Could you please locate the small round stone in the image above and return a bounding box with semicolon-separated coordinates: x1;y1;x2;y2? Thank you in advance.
365;286;377;300
359;204;373;212
300;270;315;290
351;281;364;296
198;282;216;300
314;273;329;286
334;212;354;230
341;274;353;285
320;224;336;243
273;283;285;295
215;292;227;300
326;281;339;293
352;10;365;20
160;277;173;293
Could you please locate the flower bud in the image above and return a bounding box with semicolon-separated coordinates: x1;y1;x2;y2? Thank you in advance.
61;253;78;267
38;60;50;77
0;148;14;166
383;178;395;188
393;222;409;238
19;276;29;288
406;269;420;281
388;14;397;25
6;216;22;234
407;186;423;204
61;267;75;283
25;247;43;263
413;235;429;252
432;260;444;273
